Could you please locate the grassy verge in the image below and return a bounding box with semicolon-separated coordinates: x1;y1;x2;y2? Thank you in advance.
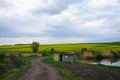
0;56;37;80
42;58;83;80
59;68;83;80
43;57;120;69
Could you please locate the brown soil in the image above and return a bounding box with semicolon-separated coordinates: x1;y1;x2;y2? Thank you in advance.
16;58;62;80
61;64;120;80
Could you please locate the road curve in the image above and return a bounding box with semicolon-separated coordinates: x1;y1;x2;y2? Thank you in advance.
16;58;63;80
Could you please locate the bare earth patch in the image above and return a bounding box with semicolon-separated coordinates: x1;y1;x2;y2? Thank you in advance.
61;64;120;80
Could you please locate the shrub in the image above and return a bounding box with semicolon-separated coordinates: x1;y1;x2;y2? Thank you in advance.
81;48;87;54
75;52;82;60
9;54;24;68
42;50;48;56
0;53;6;63
96;53;104;61
0;63;7;75
111;50;120;58
50;48;55;55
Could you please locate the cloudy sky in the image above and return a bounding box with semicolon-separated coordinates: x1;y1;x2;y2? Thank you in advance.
0;0;120;45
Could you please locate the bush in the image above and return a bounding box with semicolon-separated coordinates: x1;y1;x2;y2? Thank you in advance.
96;53;104;61
0;53;6;63
50;48;55;55
0;63;7;75
111;50;120;58
81;48;87;54
42;50;48;56
9;54;24;68
75;52;82;60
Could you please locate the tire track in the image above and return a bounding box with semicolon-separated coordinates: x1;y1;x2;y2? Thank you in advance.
17;58;62;80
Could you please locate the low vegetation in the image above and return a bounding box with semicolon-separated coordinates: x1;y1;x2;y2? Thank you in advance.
0;52;37;80
59;68;83;80
42;58;83;80
0;42;120;52
0;42;120;58
42;57;120;80
0;42;119;80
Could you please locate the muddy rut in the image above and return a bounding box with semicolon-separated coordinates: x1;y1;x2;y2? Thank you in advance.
16;58;62;80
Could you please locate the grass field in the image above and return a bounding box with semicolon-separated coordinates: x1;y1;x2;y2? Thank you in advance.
0;42;120;53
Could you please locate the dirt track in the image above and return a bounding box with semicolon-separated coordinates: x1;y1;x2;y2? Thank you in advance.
16;58;62;80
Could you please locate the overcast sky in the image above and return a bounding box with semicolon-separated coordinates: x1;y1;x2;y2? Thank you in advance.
0;0;120;45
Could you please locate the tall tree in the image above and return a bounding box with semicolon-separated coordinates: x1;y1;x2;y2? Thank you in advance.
31;42;39;53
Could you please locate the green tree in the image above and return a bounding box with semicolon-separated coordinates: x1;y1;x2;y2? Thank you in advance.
31;42;39;53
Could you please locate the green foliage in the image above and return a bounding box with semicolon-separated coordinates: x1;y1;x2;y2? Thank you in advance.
0;53;6;63
9;54;24;68
81;48;87;54
0;54;25;74
42;57;54;64
0;63;7;75
0;53;36;80
31;42;39;53
95;53;104;61
0;42;120;56
42;50;48;56
50;48;55;54
110;50;120;58
75;52;82;60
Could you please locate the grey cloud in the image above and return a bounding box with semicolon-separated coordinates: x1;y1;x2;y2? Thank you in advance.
0;0;120;43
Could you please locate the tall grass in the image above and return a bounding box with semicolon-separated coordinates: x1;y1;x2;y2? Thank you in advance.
0;52;37;80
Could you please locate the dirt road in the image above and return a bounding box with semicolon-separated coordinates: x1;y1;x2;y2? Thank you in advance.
17;58;62;80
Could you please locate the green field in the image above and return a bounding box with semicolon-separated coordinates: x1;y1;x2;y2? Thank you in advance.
0;42;120;53
0;42;120;80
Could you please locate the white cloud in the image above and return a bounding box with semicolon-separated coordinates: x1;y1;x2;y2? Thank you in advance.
87;0;119;8
0;0;60;18
0;0;120;45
